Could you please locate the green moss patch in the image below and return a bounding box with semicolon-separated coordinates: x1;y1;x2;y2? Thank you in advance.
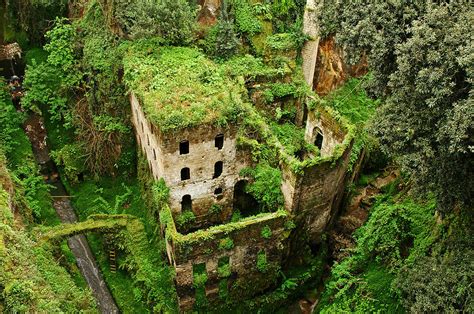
123;45;247;132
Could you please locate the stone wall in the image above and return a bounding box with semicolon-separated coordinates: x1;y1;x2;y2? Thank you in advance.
131;93;251;229
167;211;289;311
283;107;352;243
304;108;345;157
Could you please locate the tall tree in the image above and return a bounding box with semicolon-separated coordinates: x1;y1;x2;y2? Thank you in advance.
319;2;473;213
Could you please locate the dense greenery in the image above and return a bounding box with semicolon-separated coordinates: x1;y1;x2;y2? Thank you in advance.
123;45;247;132
319;1;473;214
318;178;473;313
6;0;472;312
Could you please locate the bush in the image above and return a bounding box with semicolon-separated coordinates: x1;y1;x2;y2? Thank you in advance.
261;225;272;239
114;0;196;45
240;164;284;211
218;237;234;250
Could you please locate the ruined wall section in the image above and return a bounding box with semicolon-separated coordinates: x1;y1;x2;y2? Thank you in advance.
131;92;252;229
131;93;166;180
159;125;249;221
168;212;289;311
304;108;345;157
282;107;352;243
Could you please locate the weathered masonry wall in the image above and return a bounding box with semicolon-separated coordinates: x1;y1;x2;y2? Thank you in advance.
282;107;351;243
165;211;289;311
304;108;345;157
131;92;251;229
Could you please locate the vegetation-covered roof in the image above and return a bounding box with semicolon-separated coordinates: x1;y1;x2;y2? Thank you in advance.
123;43;247;132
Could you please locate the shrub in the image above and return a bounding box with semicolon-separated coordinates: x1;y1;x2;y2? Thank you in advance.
261;225;272;239
218;237;234;250
175;210;196;228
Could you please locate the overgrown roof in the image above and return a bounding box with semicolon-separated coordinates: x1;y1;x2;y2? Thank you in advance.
123;43;247;132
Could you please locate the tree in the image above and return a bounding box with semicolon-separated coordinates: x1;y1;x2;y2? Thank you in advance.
111;0;196;44
319;2;473;213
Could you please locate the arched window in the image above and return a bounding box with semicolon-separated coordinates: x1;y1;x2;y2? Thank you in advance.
314;128;324;150
181;195;192;211
215;134;224;150
181;167;190;180
179;140;189;155
213;161;223;178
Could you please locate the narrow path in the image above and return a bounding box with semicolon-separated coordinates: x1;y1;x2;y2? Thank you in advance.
23;114;119;314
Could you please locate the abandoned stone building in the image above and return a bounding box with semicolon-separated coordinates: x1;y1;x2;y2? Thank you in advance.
126;43;353;310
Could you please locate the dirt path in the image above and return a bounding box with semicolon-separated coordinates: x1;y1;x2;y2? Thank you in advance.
24;114;119;314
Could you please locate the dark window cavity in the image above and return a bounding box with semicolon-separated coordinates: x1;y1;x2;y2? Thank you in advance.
215;134;224;150
181;194;192;211
214;187;223;195
213;161;223;178
181;167;190;180
180;140;189;155
153;149;156;160
314;129;324;150
147;135;150;146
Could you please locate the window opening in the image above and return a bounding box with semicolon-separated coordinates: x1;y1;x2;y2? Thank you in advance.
213;161;223;178
218;256;231;278
153;149;156;160
179;140;189;155
181;194;192;211
181;167;190;180
214;187;223;195
314;130;324;150
192;263;208;305
215;134;224;150
147;135;150;146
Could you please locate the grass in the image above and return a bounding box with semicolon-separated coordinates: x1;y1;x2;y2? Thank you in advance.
123;45;246;132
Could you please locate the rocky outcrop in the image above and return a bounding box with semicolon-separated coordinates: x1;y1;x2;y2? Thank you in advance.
312;36;367;96
197;0;222;27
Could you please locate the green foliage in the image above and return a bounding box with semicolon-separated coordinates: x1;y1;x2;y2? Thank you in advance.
320;2;473;213
240;164;284;211
123;45;247;132
256;250;268;273
218;264;231;278
214;0;240;59
265;33;297;52
193;272;208;288
0;160;96;312
210;204;223;215
112;0;196;44
261;225;272;239
270;122;313;157
176;210;196;228
270;0;306;33
219;237;235;250
231;210;242;222
316;187;466;313
0;86;24;155
6;0;68;44
284;220;296;230
355;201;414;268
231;0;262;35
50;143;86;184
395;230;473;312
